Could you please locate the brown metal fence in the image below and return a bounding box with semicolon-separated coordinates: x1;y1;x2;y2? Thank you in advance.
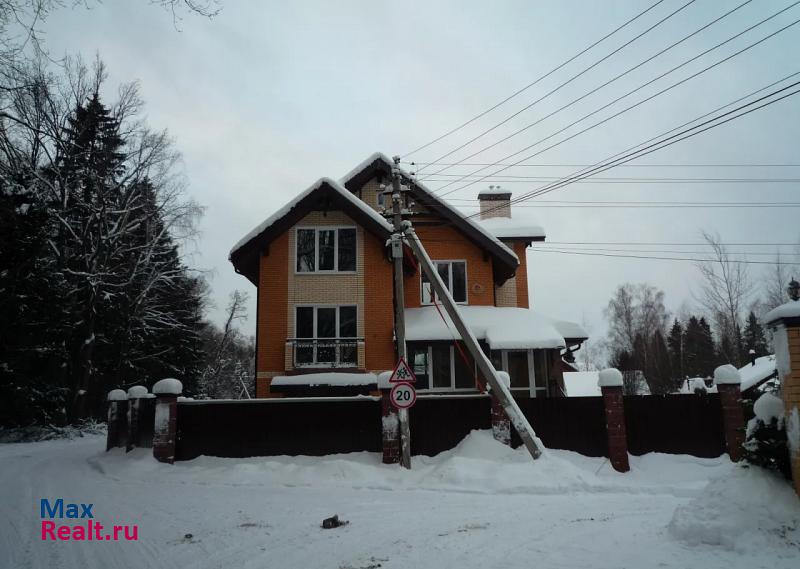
172;393;729;461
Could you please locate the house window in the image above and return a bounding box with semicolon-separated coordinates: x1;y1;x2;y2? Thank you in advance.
489;349;548;397
421;261;467;304
409;341;480;391
296;227;357;273
294;305;358;366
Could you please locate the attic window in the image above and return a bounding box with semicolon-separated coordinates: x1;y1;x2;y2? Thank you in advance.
296;227;357;273
421;260;467;304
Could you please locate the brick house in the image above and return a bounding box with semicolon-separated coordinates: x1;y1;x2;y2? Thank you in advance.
229;153;587;398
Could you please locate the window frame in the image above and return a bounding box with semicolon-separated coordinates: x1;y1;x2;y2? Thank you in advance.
420;260;468;305
412;342;480;393
293;304;359;367
294;226;358;274
491;349;548;397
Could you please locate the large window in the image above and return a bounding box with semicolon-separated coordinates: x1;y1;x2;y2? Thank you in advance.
409;342;480;391
294;305;358;366
489;349;548;397
296;227;357;273
421;260;467;304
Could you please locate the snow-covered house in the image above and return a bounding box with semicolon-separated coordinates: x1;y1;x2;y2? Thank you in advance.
229;153;587;398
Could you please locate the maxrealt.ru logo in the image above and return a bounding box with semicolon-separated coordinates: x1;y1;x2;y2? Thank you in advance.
40;499;139;541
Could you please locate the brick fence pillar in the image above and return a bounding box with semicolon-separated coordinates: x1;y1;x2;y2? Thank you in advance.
126;385;149;452
713;364;745;463
152;378;182;464
380;389;400;464
598;368;630;473
765;295;800;496
106;389;128;451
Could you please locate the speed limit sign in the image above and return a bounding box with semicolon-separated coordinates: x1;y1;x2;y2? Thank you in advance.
390;382;417;410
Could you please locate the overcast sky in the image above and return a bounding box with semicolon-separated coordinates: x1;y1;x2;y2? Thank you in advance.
41;0;800;353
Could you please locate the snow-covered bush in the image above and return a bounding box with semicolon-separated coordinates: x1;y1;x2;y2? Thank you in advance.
742;393;791;479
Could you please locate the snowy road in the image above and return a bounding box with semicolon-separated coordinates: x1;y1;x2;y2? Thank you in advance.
1;432;798;569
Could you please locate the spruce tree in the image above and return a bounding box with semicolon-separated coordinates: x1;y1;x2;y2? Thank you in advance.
667;319;684;382
742;311;769;359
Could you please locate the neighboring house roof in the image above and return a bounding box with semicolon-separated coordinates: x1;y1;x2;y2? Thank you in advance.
563;371;601;397
740;355;778;392
404;306;576;350
229;177;393;285
340;152;520;282
475;215;546;241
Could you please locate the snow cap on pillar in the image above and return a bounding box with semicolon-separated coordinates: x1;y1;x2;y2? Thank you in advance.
107;389;127;401
598;368;624;388
713;364;741;386
127;385;148;399
487;371;511;391
153;378;183;395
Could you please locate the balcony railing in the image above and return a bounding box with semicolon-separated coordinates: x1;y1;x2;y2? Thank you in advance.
288;338;362;368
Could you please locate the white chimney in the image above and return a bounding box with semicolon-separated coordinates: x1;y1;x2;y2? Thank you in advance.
477;185;512;220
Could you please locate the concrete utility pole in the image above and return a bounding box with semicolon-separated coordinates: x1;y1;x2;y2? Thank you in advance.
403;225;543;460
390;155;412;469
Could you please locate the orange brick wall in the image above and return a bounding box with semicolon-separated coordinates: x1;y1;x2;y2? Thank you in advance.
513;241;530;308
785;325;800;495
404;224;496;308
256;232;289;397
363;233;396;372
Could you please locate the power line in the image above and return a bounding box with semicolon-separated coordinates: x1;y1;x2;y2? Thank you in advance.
432;7;800;196
531;245;800;256
457;73;800;221
448;202;800;208
405;162;800;168
542;241;798;246
525;248;797;264
400;0;667;158
415;0;698;175
419;0;753;178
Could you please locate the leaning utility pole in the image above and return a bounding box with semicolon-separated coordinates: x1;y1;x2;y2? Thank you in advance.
403;225;543;460
390;155;412;469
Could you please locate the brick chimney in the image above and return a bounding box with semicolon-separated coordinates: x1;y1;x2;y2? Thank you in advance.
477;185;512;220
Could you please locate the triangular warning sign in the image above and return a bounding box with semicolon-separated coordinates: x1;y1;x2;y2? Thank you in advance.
389;357;416;383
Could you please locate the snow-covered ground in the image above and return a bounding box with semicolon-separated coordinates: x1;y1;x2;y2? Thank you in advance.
1;431;798;569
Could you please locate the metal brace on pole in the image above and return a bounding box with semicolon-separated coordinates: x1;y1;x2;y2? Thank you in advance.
390;156;412;469
403;225;543;460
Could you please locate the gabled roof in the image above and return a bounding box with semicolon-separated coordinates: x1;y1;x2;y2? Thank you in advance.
229;177;392;285
341;152;519;281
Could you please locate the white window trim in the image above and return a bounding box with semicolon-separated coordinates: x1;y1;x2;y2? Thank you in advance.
293;304;358;367
415;344;480;393
420;259;468;305
496;349;547;398
294;226;357;274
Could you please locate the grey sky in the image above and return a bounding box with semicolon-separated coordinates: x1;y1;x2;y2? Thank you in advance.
42;0;800;351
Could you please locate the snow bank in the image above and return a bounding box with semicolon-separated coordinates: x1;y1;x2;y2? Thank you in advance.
271;373;377;387
597;368;623;388
107;389;127;401
713;364;740;386
127;385;148;399
405;306;567;350
668;466;800;551
153;378;183;395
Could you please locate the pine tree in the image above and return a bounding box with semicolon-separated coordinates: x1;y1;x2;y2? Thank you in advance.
742;311;769;360
667;319;684;381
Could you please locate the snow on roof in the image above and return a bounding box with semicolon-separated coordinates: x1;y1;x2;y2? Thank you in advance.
405;306;567;350
550;318;588;340
340;152;519;264
475;215;546;240
739;355;777;392
765;300;800;323
230;177;392;257
563;371;601;397
271;373;378;387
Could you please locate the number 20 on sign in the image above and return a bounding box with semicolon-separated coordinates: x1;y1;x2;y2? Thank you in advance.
390;382;416;410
